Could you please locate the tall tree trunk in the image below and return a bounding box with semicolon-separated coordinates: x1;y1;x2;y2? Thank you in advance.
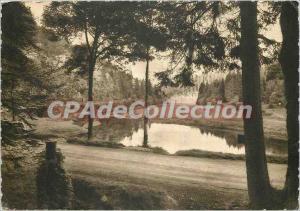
143;50;150;147
87;58;96;140
279;2;299;208
219;79;226;102
240;2;272;208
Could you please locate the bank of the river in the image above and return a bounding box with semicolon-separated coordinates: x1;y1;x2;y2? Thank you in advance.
66;137;287;164
34;118;287;163
153;107;287;141
30;117;287;164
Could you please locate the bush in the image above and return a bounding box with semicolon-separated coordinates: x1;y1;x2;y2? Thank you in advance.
266;63;283;81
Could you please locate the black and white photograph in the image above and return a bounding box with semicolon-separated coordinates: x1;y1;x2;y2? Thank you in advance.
1;1;299;210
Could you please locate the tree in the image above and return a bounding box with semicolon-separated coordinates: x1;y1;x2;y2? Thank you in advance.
279;2;299;208
2;3;64;143
43;2;136;139
160;2;281;104
1;2;37;122
1;2;44;143
126;2;169;146
239;2;272;208
158;2;226;87
241;2;299;208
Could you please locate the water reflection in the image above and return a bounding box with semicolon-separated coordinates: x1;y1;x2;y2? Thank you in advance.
90;120;287;156
93;118;142;142
121;124;246;154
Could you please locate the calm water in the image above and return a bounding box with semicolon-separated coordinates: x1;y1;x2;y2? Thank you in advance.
121;123;245;154
92;119;287;156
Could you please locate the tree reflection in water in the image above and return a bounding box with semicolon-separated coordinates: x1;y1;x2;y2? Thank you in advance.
85;118;287;156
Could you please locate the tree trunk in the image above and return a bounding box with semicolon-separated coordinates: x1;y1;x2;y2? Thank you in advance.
240;2;272;208
46;141;57;161
87;58;96;140
143;51;150;147
279;2;299;208
219;79;226;102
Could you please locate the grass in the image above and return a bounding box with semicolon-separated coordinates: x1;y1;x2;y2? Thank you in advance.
175;149;287;164
150;146;169;155
126;146;169;155
66;137;125;148
72;178;177;210
70;174;249;210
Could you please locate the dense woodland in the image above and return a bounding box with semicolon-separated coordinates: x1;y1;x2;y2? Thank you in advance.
1;1;299;209
196;63;285;106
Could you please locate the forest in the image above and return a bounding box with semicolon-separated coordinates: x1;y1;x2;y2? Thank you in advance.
1;1;299;210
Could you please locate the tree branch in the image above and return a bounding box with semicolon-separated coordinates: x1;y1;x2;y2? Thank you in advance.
190;2;217;26
84;21;92;55
96;44;113;58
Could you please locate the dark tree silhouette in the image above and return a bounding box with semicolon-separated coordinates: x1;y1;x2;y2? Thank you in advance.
126;3;169;146
158;2;226;87
1;2;37;123
279;2;299;208
43;2;136;139
239;2;272;208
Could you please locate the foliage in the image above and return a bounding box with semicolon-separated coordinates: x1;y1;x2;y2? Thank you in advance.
42;2;140;63
43;1;149;138
266;63;283;81
125;2;170;62
93;63;159;101
155;2;281;88
36;150;72;209
196;65;285;107
1;2;41;135
1;4;68;128
156;2;230;87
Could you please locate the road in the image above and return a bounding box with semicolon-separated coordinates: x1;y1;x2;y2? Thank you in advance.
31;117;288;208
59;143;286;191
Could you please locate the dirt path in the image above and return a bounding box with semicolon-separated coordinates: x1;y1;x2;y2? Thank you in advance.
59;143;287;209
29;118;288;209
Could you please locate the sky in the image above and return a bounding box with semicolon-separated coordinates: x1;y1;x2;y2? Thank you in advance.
26;1;282;81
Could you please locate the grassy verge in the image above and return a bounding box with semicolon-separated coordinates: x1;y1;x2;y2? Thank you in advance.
175;149;287;164
72;177;177;209
66;138;285;164
66;137;124;148
66;137;169;155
